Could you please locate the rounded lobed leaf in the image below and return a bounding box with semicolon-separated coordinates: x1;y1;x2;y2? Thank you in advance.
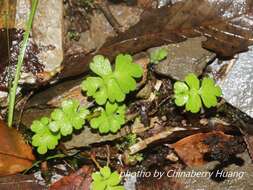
107;171;121;186
185;73;200;90
199;77;222;108
185;88;202;113
150;48;168;63
82;54;143;105
100;166;111;179
90;55;112;76
91;166;124;190
31;123;60;154
90;102;126;134
173;74;222;113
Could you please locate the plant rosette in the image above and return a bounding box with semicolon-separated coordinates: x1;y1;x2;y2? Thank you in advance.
31;99;89;154
91;166;124;190
173;73;222;113
90;102;126;134
31;117;61;154
49;99;89;136
81;54;143;105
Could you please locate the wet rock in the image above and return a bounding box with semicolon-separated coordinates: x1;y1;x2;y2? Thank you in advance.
152;37;216;80
68;2;142;51
0;0;63;99
15;0;63;78
0;29;43;92
157;0;173;8
75;11;115;52
63;127;129;150
209;46;253;118
62;3;142;78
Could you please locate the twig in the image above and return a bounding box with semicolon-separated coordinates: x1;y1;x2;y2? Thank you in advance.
95;1;123;34
8;0;38;127
128;127;187;155
106;145;110;166
90;154;102;170
16;91;34;129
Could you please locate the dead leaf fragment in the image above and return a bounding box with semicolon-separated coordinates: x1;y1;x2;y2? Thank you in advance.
49;166;92;190
0;174;45;190
0;120;35;176
171;131;243;167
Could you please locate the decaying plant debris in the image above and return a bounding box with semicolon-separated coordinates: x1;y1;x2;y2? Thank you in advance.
0;0;253;190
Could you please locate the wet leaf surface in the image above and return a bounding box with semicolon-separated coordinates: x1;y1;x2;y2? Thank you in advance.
0;120;35;176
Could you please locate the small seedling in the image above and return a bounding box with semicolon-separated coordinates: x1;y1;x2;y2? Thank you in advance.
31;53;142;153
90;102;126;134
81;54;143;105
31;117;61;154
173;73;222;113
31;99;89;154
117;133;143;164
150;48;168;64
91;166;124;190
49;99;89;136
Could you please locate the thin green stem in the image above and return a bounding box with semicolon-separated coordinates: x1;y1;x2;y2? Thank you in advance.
8;0;38;127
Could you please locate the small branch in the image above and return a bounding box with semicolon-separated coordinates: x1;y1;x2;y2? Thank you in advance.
95;1;124;34
90;153;102;170
128;127;187;155
106;145;110;166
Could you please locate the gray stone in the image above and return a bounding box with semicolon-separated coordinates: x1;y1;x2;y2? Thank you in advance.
152;37;215;80
209;46;253;118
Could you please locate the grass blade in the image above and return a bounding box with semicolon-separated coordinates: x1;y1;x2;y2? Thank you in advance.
8;0;38;127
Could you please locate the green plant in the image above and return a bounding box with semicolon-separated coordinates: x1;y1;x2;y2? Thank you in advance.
91;166;124;190
49;99;89;136
90;102;126;134
67;30;80;41
8;0;38;127
150;48;168;64
31;53;143;153
81;54;143;105
173;73;222;113
117;133;143;164
31;99;89;154
31;117;61;154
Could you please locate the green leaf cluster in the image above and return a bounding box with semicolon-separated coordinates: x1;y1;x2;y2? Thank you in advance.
91;166;124;190
150;48;168;64
31;117;61;154
81;54;143;105
90;102;126;134
31;99;89;154
174;73;222;113
49;99;89;136
31;53;142;153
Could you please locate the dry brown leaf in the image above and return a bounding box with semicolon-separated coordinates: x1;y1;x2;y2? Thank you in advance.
0;120;35;176
171;131;236;167
0;174;45;190
49;166;92;190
